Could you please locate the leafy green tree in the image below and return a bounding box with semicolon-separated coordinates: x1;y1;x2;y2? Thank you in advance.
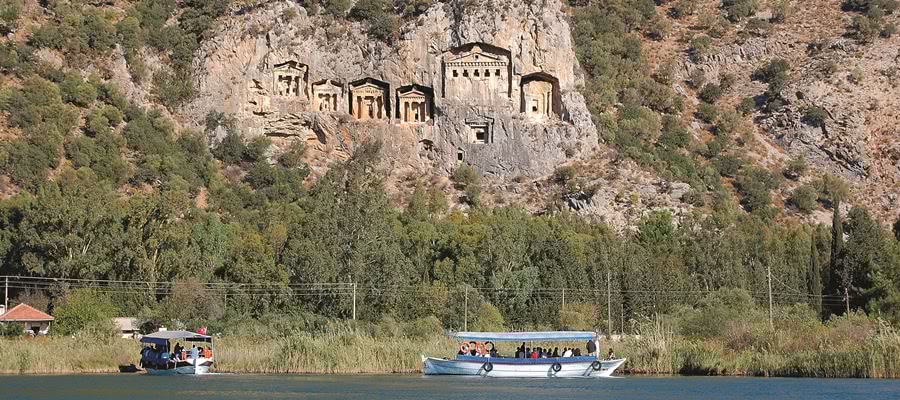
789;184;818;214
735;167;779;218
842;207;892;311
721;0;758;22
213;127;248;165
783;156;808;179
472;302;505;331
52;288;119;336
3;76;78;135
699;83;723;103
451;165;482;207
15;169;125;279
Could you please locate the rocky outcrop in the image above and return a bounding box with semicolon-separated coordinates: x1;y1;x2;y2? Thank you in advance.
760;37;900;183
185;0;599;178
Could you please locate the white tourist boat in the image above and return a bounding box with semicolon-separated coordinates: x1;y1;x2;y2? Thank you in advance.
422;331;626;378
139;330;215;375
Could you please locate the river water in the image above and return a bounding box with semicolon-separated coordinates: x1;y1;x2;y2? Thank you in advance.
1;374;899;399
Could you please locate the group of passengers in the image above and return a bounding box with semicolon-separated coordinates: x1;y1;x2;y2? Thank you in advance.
141;342;213;368
455;338;617;360
514;343;579;358
458;341;498;357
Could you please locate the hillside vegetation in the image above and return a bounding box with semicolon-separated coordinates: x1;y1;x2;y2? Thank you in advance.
0;0;899;349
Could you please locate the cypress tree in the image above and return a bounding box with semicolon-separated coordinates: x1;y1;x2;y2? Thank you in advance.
808;229;822;316
830;198;846;313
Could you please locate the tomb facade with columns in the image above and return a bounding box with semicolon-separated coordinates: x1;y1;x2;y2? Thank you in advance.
272;61;308;98
443;44;511;105
312;80;343;113
397;85;433;124
350;78;390;121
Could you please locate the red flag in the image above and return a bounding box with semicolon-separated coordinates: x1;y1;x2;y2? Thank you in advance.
197;327;207;335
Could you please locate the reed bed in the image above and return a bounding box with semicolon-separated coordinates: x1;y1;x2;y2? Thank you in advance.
618;317;900;378
2;313;899;377
215;333;454;374
0;336;140;374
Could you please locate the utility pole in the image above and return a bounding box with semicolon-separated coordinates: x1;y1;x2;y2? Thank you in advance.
352;282;357;320
845;287;850;315
223;285;227;312
464;287;468;331
767;264;773;329
561;288;566;310
4;276;7;312
607;270;612;337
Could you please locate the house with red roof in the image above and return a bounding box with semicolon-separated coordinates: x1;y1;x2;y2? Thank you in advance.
0;303;54;336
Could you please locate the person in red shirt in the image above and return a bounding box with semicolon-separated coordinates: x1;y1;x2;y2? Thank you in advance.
530;350;538;358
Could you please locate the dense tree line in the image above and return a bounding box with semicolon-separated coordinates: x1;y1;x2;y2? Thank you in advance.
2;133;899;330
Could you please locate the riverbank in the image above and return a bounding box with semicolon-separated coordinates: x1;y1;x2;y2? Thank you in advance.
2;330;899;378
3;310;900;378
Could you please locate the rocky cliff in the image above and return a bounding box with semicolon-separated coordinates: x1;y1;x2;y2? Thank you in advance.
186;0;599;180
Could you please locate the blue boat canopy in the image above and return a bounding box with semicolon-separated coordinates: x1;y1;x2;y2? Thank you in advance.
140;330;212;346
450;331;597;342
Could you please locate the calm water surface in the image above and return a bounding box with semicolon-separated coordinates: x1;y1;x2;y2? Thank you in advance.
1;374;899;399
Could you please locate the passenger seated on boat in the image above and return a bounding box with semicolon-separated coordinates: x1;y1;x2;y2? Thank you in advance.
552;347;559;358
606;349;615;360
573;348;582;357
562;348;573;357
530;349;538;359
517;342;526;358
469;341;478;356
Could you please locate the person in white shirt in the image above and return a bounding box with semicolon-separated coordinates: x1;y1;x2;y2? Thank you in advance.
562;348;573;357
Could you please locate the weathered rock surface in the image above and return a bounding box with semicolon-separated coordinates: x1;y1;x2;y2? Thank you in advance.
185;0;599;178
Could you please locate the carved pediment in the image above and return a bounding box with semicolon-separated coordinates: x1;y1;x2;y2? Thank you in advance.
446;45;508;66
312;80;342;95
353;84;384;95
273;61;306;74
398;88;428;99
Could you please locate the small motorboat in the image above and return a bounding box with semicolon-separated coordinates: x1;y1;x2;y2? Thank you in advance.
422;331;626;378
139;330;215;375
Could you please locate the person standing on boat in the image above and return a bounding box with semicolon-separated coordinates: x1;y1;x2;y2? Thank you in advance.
586;338;598;356
173;343;184;361
190;345;199;362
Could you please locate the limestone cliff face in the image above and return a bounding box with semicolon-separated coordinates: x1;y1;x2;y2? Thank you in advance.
186;0;598;179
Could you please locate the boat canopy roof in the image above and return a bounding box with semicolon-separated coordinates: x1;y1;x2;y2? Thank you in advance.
450;331;597;342
140;330;212;346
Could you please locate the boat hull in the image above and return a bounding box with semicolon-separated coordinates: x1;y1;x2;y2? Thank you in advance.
422;356;625;378
143;358;213;375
